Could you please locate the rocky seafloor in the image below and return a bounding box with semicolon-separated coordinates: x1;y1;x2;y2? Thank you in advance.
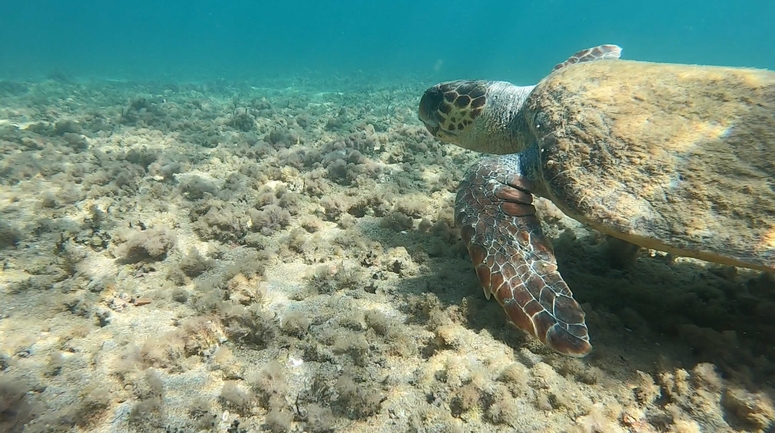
0;75;774;433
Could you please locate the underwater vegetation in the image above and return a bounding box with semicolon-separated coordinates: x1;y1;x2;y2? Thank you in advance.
0;75;773;432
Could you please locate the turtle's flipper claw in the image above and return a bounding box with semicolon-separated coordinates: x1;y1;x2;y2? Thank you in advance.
455;155;592;357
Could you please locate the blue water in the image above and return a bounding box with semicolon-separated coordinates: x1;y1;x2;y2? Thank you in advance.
1;0;773;83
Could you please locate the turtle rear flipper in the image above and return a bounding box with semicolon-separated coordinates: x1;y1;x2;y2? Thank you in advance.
553;44;622;72
455;155;592;357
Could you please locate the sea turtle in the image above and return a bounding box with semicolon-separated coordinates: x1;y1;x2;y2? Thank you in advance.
417;45;775;357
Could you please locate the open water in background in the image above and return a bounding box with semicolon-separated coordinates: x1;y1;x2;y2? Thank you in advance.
0;0;773;83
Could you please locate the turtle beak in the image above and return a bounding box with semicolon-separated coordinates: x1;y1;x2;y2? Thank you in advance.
418;85;443;137
424;124;440;137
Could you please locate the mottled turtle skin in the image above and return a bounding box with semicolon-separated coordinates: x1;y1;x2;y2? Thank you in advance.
418;45;775;357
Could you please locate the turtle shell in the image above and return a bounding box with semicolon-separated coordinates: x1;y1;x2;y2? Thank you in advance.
524;60;775;271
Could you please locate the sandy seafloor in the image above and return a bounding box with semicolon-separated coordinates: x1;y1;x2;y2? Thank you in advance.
0;75;774;433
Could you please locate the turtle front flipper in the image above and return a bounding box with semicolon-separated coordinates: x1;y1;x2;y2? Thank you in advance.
455;154;592;357
552;44;622;72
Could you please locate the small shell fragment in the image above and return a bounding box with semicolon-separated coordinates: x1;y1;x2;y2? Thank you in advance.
132;298;152;307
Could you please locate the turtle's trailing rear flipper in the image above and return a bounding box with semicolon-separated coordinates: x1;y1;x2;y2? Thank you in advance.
552;44;622;72
455;154;592;357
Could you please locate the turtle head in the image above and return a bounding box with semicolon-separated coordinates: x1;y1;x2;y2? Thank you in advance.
418;80;489;148
419;80;531;154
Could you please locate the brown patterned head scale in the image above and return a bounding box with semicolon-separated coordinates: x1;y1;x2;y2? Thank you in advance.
418;80;489;145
